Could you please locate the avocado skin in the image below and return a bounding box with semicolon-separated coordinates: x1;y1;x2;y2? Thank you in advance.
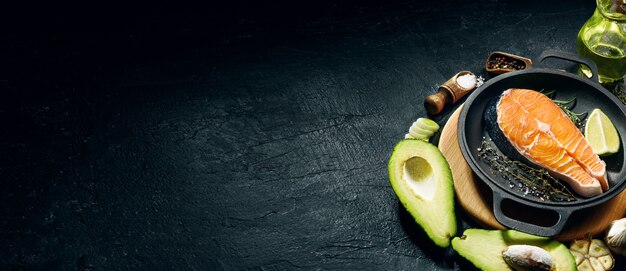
388;139;456;248
452;229;577;271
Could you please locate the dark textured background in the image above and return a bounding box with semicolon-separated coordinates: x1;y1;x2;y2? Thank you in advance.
2;0;624;270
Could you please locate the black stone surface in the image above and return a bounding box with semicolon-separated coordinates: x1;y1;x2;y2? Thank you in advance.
2;0;624;270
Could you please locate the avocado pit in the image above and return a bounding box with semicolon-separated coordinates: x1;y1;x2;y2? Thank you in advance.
503;245;554;271
403;156;436;201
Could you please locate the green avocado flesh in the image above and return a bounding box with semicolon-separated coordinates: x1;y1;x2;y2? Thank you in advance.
452;229;576;271
388;139;456;247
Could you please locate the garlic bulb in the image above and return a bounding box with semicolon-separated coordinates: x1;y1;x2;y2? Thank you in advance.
570;239;614;271
605;218;626;257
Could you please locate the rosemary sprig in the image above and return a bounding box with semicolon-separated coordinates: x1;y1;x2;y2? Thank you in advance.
541;89;557;98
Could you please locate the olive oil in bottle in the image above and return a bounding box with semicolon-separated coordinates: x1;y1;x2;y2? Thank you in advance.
576;0;626;84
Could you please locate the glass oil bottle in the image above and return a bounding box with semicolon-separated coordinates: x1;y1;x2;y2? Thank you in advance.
576;0;626;84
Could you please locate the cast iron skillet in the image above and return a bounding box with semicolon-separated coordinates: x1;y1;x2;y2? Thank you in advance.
458;50;626;237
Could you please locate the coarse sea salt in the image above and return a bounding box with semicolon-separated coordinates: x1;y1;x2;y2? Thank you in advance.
456;73;477;89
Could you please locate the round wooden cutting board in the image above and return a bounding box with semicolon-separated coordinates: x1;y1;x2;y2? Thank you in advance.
438;105;626;241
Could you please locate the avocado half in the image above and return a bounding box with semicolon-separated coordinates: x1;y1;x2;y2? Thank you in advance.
388;139;457;247
452;229;577;271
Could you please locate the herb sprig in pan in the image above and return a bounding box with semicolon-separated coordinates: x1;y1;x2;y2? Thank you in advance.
478;140;577;202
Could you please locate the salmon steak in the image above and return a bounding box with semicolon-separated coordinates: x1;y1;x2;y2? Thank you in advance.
489;88;608;198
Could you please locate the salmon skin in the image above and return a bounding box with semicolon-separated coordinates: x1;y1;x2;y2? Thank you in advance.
483;88;608;198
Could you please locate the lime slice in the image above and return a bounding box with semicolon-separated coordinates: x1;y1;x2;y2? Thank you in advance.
585;108;621;156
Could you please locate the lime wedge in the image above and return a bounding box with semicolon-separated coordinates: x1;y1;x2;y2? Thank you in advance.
585;108;621;156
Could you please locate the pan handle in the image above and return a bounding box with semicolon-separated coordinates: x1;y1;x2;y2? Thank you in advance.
492;192;573;237
536;49;599;83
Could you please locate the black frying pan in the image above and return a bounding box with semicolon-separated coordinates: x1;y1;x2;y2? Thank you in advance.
458;50;626;236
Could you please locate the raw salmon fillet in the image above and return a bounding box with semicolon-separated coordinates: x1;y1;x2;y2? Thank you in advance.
496;88;608;198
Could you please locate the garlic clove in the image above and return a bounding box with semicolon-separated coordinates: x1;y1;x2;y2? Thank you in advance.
570;239;590;253
589;239;611;257
605;217;626;257
578;260;594;271
570;250;584;265
598;255;615;270
589;257;606;271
